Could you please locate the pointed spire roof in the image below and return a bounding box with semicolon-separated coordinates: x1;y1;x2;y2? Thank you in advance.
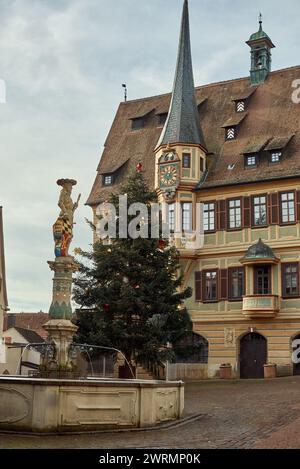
247;13;275;48
156;0;205;150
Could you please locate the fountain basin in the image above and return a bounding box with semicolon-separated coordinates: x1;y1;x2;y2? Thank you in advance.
0;376;184;433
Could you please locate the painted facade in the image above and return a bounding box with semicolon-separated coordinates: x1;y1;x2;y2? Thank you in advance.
87;1;300;378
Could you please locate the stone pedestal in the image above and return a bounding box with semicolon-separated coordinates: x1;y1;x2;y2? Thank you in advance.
43;319;78;372
42;256;78;374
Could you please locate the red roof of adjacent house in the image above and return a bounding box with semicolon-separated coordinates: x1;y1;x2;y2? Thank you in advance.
3;312;49;340
87;65;300;206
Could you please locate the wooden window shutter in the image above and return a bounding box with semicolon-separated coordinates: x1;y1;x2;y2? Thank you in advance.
219;269;228;300
242;266;246;296
269;193;279;224
243;196;251;228
297;191;300;222
195;271;202;301
218;200;226;230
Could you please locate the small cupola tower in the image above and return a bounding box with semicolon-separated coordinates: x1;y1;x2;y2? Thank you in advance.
155;0;206;202
246;14;275;86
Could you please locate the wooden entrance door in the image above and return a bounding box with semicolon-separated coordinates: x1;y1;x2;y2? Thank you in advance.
240;332;267;379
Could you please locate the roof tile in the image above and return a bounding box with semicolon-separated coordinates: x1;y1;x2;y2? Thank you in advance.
87;65;300;205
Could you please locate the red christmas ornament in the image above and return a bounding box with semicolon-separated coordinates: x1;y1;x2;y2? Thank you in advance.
136;163;142;173
103;304;110;313
158;239;167;251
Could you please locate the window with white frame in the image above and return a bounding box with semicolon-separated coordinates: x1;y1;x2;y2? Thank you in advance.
280;192;295;223
204;271;218;301
203;202;215;232
245;154;257;167
228;199;242;229
103;175;113;186
270;151;282;163
253;195;267;226
181;202;192;232
168;203;175;233
282;263;299;297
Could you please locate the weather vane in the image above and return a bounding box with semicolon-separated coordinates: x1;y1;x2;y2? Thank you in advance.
122;83;127;102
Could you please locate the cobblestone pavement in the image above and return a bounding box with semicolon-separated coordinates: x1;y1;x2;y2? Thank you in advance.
1;376;300;449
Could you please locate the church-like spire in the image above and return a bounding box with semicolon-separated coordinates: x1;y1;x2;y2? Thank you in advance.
156;0;205;149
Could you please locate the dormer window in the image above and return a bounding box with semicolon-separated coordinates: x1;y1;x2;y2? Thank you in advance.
158;113;168;126
103;174;113;186
226;127;236;140
270;151;282;164
236;101;245;112
130;109;154;131
264;135;294;162
222;114;246;141
131;117;144;131
245;154;257;168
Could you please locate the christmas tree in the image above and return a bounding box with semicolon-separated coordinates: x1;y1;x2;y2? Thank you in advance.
74;166;193;376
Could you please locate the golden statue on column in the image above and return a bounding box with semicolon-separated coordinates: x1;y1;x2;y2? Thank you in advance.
53;179;81;257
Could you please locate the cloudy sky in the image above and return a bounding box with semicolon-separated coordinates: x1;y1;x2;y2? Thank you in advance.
0;0;299;313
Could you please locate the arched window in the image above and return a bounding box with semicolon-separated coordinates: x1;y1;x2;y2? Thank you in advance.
173;332;208;364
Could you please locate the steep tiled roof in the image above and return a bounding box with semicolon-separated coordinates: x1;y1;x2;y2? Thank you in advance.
87;65;300;206
221;113;247;128
4;312;49;340
264;135;294;151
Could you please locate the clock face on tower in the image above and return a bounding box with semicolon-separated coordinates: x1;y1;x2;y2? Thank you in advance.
160;164;178;187
158;151;180;193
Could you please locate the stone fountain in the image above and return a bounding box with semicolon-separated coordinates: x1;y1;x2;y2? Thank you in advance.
41;178;80;377
0;179;184;433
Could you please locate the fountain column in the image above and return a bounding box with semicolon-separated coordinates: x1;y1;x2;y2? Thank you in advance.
42;179;81;374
